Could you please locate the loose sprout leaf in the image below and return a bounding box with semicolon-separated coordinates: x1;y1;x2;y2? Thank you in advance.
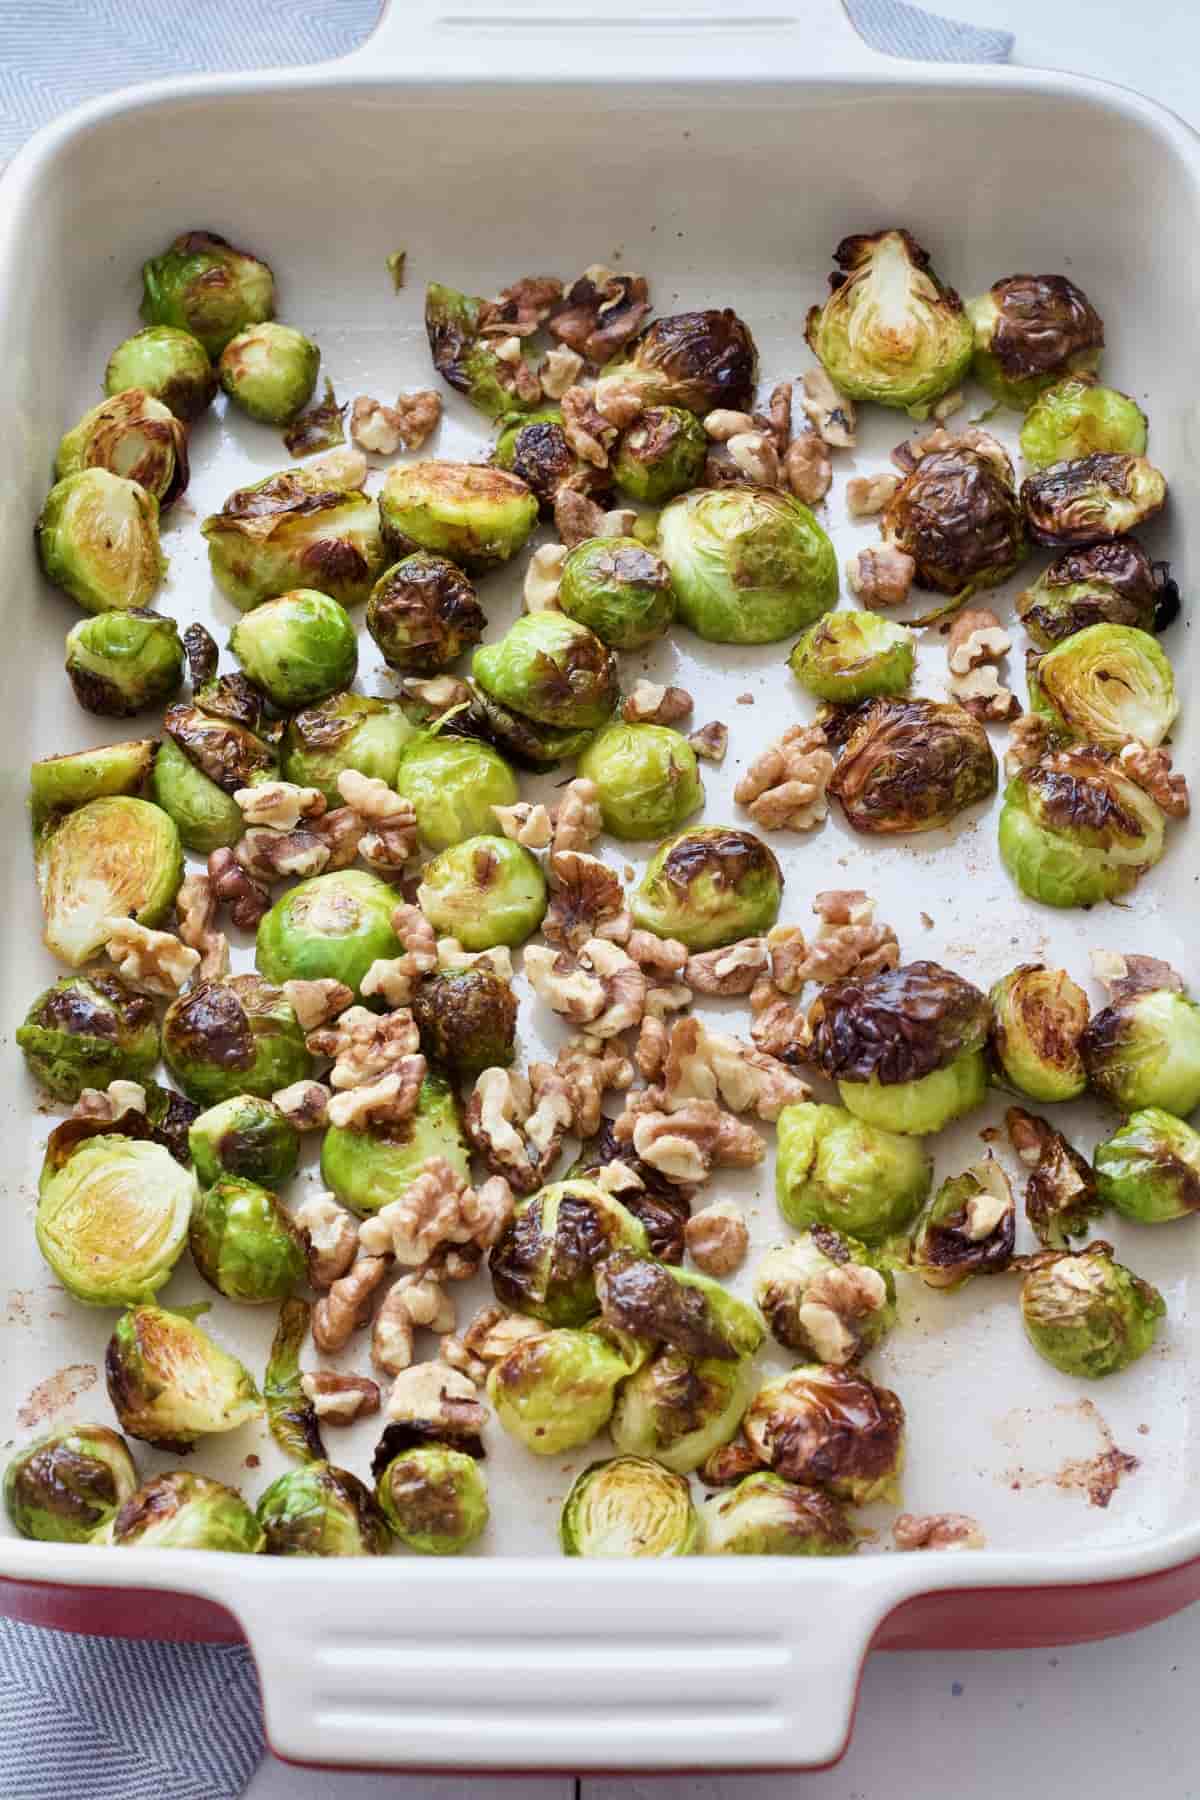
265;1298;326;1464
387;250;407;291
282;378;346;457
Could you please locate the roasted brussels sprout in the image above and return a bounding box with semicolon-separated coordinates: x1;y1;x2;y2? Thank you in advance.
321;1071;470;1216
426;281;546;421
18;971;159;1101
1008;1108;1102;1250
417;835;546;950
1020;375;1147;470
998;748;1166;909
754;1227;896;1360
1031;624;1177;749
107;1471;264;1552
658;487;838;644
881;440;1026;602
30;737;156;830
142;1082;202;1167
37;794;182;966
163;975;311;1106
630;826;782;951
65;608;184;717
4;1425;138;1544
379;461;537;574
257;1462;390;1556
1081;972;1200;1116
228;589;358;709
1020;1242;1164;1377
203;467;385;612
106;1305;261;1450
464;679;596;771
774;1102;931;1242
393;731;519;850
280;693;413;805
1021;454;1167;548
189;1095;299;1188
612;405;707;504
490;1181;650;1327
37;470;164;613
153;696;278;853
494;409;609;509
569;1119;693;1264
828;698;997;835
597;309;756;414
473;613;618;731
700;1473;856;1557
190;1175;306;1303
610;1348;756;1473
1094;1109;1200;1224
596;1250;765;1362
375;1445;489;1554
1017;538;1176;649
558;537;676;650
577;722;703;840
257;868;402;995
989;964;1089;1103
366;553;486;675
140;229;274;358
265;1296;325;1463
488;1326;641;1456
56;389;189;510
968;273;1103;411
105;324;216;422
218;321;320;423
788;610;914;703
560;1455;698;1557
909;1159;1015;1289
411;967;518;1076
743;1365;905;1506
807;962;991;1136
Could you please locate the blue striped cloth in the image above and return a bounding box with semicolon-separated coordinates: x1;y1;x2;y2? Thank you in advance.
0;2;1010;1793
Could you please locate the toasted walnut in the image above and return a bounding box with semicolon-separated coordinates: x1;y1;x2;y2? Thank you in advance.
620;679;694;726
798;1263;890;1364
552;778;603;855
273;1079;331;1132
234;781;326;832
539;344;584;399
635;1014;668;1080
550;267;650;363
749;976;809;1061
401;674;472;714
592;1160;645;1199
727;430;781;488
73;1080;147;1122
846;473;901;518
360;904;439;1007
685;939;769;996
493;801;553;849
481;274;564;337
544;851;630;951
592;376;645;429
784;891;900;986
524;938;646;1036
734;723;833;831
311;1255;389;1352
1004;711;1057;777
436;939;514;980
801;367;856;448
293;1192;359;1287
207;847;270;929
307;445;368;489
283;978;354;1032
175;872;228;980
1118;740;1189;817
1089;950;1183;1002
703;410;757;441
385;1360;487;1431
847;545;916;609
538;1035;634;1138
685;1200;749;1277
491;334;542;404
688;721;728;764
560;383;616;468
700;1441;763;1489
300;1371;381;1423
764;924;808;995
618;1093;765;1185
947;608;1010;675
464;1067;570;1194
893;1512;986;1552
553;487;607;550
394;389;442;449
336;770;418;870
438;1334;487;1385
372;1269;457;1376
326;1058;426;1130
234;825;331;883
102;918;199;997
523;543;567;614
358;1156;514;1266
627;930;689;981
663;1015;809;1122
308;1005;420;1087
783;430;832;504
351;396;406;455
762;381;793;453
523;945;607;1024
950;663;1021;723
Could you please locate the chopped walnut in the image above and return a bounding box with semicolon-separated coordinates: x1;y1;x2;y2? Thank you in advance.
436;938;514;980
685;1200;749;1277
686;939;769;996
102;918;199;997
635;1014;668;1080
491;334;542;404
273;1079;331;1132
550;267;651;363
336;770;418;870
439;1334;487;1386
538;1035;634;1138
626;930;689;980
734;723;833;831
311;1255;389;1352
326;1058;426;1130
235;825;332;883
560;383;617;468
359;901;441;1008
306;445;368;489
283;978;354;1032
175;872;228;980
783;891;900;986
308;1005;420;1088
663;1015;809;1122
1004;711;1057;777
464;1067;571;1193
524;938;646;1036
1089;949;1183;1002
539;345;585;399
544;851;630;951
727;430;781;487
847;545;916;608
208;847;270;929
400;674;472;715
385;1359;487;1431
293;1192;359;1286
616;1092;764;1185
846;472;901;518
372;1269;457;1375
351;396;404;454
551;778;603;855
553;487;607;549
950;663;1021;723
620;679;693;726
893;1513;986;1552
798;1263;891;1364
463;1303;547;1365
300;1371;381;1423
358;1156;514;1266
763;381;793;454
703;409;757;441
783;431;832;503
523;543;567;613
393;389;442;449
1118;740;1190;817
480;274;564;337
947;608;1011;675
801;368;856;448
234;781;326;832
73;1080;147;1122
592;375;645;429
493;800;553;850
765;923;809;995
688;721;728;764
749;976;809;1061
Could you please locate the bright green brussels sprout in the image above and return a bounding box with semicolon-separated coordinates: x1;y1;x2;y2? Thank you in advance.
630;826;782;951
1016;539;1173;649
610;1348;756;1474
1021;454;1167;549
909;1158;1015;1290
472;612;618;730
493;409;609;510
753;1227;896;1360
1094;1109;1200;1224
140;229;274;358
4;1425;138;1544
1081;975;1200;1116
393;731;519;850
700;1473;857;1557
190;1175;306;1303
1007;1106;1103;1250
257;1462;390;1556
743;1365;906;1506
989;964;1089;1103
375;1445;488;1554
203;467;385;612
417;835;546;950
805;230;972;413
29;736;157;830
105;324;217;422
379;461;537;574
464;679;597;771
56;389;189;509
829;697;997;834
65;608;184;717
105;1304;261;1450
658;487;837;644
967;273;1103;411
228;589;358;709
412;967;517;1076
560;1455;698;1557
37;470;164;613
577;723;703;840
596;1250;765;1362
257;868;402;995
1000;748;1166;909
807;962;991;1136
788;610;914;702
366;553;487;675
774;1103;931;1242
37;794;182;966
1020;1243;1164;1378
265;1297;325;1463
596;310;757;414
218;321;320;423
189;1095;299;1187
488;1326;641;1457
558;538;677;650
881;437;1026;603
107;1471;264;1552
281;693;414;806
163;975;311;1106
1020;375;1147;470
149;736;244;853
18;971;159;1101
489;1180;650;1326
1031;623;1177;750
612;406;707;504
425;281;547;421
321;1071;469;1216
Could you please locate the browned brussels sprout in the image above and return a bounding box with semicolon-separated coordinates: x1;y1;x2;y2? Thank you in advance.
999;748;1166;908
1006;1107;1103;1250
1017;538;1177;649
153;698;277;853
989;963;1089;1102
380;461;537;574
596;309;757;415
425;282;547;421
1021;1242;1164;1378
612;405;707;504
881;436;1026;601
827;697;997;835
1080;958;1200;1116
411;966;518;1075
140;230;274;359
202;467;384;612
968;273;1104;410
908;1159;1015;1289
595;1250;765;1362
366;553;487;675
1020;454;1167;548
569;1118;692;1263
490;1180;650;1327
742;1365;905;1506
18;970;159;1102
56;389;190;511
630;825;783;951
472;613;618;731
162;974;311;1106
493;409;609;509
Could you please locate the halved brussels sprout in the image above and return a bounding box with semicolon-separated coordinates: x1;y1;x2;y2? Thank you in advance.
559;538;677;650
472;612;618;730
464;679;597;771
1007;1107;1102;1250
412;967;517;1075
37;795;182;966
189;1094;300;1187
909;1159;1015;1289
149;737;243;853
968;273;1103;411
417;835;547;950
38;470;164;614
490;1181;650;1327
281;693;414;805
829;698;997;834
754;1228;896;1361
658;487;838;644
494;409;609;509
744;1365;905;1506
788;610;914;703
774;1102;931;1243
989;964;1089;1103
18;971;159;1101
190;1175;306;1303
700;1473;856;1557
1020;1243;1164;1378
4;1425;138;1544
65;609;184;717
882;440;1026;602
265;1296;325;1464
140;229;274;358
488;1326;641;1457
257;1462;390;1557
1021;454;1167;548
1031;624;1178;749
610;1348;756;1474
203;467;385;611
30;737;157;830
1094;1109;1200;1224
163;975;311;1106
257;868;402;995
596;1250;765;1362
229;589;358;709
218;321;320;423
106;1305;261;1450
999;749;1166;909
379;461;538;574
630;826;782;952
367;553;487;675
596;309;757;414
56;390;189;509
577;722;703;841
426;281;546;420
1016;538;1173;650
321;1071;469;1216
612;405;707;504
105;324;217;422
393;731;519;850
1081;978;1200;1116
805;230;972;413
560;1455;698;1557
375;1445;489;1554
1020;375;1148;470
108;1471;264;1552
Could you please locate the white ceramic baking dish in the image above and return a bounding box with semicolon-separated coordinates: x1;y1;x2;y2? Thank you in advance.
1;0;1199;1773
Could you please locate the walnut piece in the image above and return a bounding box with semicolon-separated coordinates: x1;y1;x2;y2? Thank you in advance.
688;721;728;764
947;607;1011;675
798;1263;890;1364
525;938;646;1037
734;723;833;831
493;801;554;850
1004;711;1057;777
635;1015;668;1080
728;430;781;488
846;472;901;518
175;872;228;980
550;267;651;364
950;663;1021;723
358;902;440;1009
308;1005;420;1088
1118;740;1189;817
208;847;270;929
618;1092;765;1185
273;1079;331;1132
326;1059;426;1130
539;345;584;399
102;918;199;997
464;1066;571;1193
783;430;832;503
372;1269;457;1376
765;923;809;995
846;545;915;608
703;409;758;440
620;679;693;726
662;1015;809;1121
801;367;856;448
351;396;406;454
783;890;900;986
552;778;603;854
685;939;769;996
300;1371;381;1424
234;781;326;832
336;770;418;869
553;488;607;550
537;1035;634;1138
893;1512;986;1552
544;851;630;951
560;383;617;468
306;445;368;489
523;543;567;613
283;978;354;1032
1089;949;1183;1002
749;977;808;1060
592;375;645;429
73;1080;147;1122
385;1359;487;1430
436;938;513;980
357;1156;514;1267
292;1192;359;1287
311;1255;389;1352
685;1200;749;1276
